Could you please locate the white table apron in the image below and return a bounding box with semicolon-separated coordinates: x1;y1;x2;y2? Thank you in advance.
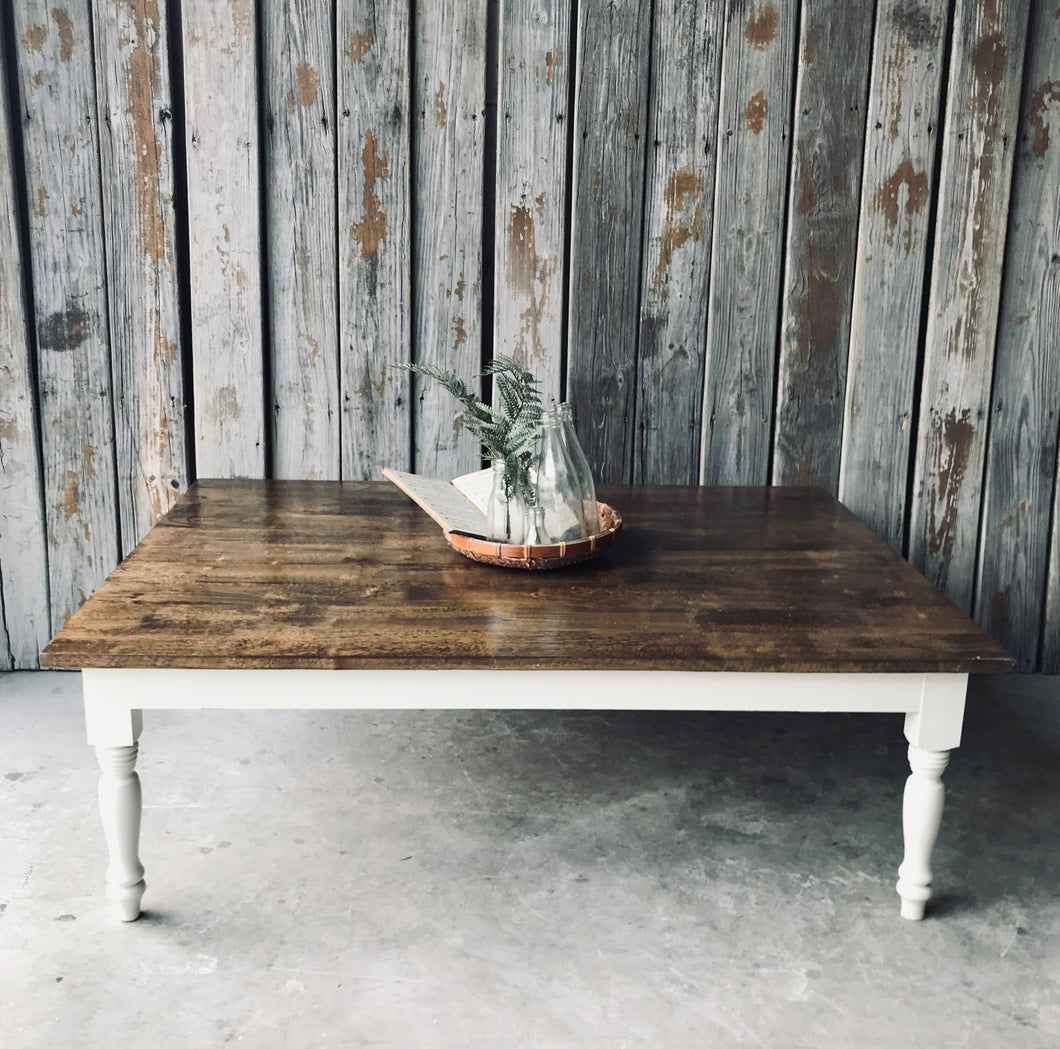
82;668;969;923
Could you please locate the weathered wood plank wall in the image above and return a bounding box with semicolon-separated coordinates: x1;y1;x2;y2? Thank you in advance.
1;0;1058;672
0;9;49;669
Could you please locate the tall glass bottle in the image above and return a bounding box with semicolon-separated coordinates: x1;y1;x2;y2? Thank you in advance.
532;409;589;543
558;403;599;534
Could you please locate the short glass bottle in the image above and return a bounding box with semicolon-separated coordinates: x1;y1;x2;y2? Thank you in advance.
485;459;527;543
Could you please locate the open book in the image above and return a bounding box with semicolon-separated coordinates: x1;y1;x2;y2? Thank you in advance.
383;467;495;539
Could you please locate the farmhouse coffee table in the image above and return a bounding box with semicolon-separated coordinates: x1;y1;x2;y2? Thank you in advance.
41;481;1011;923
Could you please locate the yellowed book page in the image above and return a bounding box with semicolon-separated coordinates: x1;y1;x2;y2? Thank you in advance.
451;467;494;515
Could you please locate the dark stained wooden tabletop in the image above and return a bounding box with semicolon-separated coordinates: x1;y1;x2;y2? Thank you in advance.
40;481;1013;673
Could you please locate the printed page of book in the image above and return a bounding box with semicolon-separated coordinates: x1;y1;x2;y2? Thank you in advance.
382;469;489;538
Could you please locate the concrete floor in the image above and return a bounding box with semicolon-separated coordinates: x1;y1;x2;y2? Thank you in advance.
1;672;1058;1048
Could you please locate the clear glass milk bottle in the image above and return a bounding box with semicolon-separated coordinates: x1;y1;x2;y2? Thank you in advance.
485;459;527;543
532;408;590;543
558;403;599;534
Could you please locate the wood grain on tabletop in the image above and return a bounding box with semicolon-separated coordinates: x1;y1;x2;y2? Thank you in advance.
41;482;1013;674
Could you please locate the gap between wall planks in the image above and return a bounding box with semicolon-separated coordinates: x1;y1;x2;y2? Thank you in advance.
264;0;339;481
771;0;874;493
908;0;1030;613
12;0;121;636
839;0;951;553
181;0;266;479
92;0;188;555
2;0;1060;671
976;0;1060;672
339;0;413;480
0;11;49;669
699;0;797;487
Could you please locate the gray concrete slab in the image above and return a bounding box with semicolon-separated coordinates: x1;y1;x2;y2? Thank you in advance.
1;671;1058;1048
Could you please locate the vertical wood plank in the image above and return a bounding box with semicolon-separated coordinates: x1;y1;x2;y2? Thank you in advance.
182;0;266;478
339;0;413;480
1047;433;1060;671
840;0;950;549
772;0;874;492
567;0;652;484
981;0;1060;670
699;0;797;485
909;0;1030;611
0;16;50;667
13;1;120;632
632;0;724;485
412;0;487;477
493;0;570;403
92;0;188;554
263;0;338;480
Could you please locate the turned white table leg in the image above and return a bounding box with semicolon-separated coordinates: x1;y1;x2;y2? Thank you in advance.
96;743;146;921
896;673;967;920
83;674;147;923
895;745;950;920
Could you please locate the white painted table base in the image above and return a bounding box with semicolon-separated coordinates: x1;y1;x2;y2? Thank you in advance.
83;668;969;923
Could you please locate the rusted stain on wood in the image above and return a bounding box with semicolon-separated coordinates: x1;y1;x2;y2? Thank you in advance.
38;308;89;350
229;0;252;39
545;50;554;86
215;385;243;421
154;328;178;369
927;407;975;558
507;204;536;291
123;0;165;262
793;265;842;368
154;412;172;457
801;28;818;65
452;316;467;347
36;187;48;216
745;90;767;133
795;161;817;214
61;470;80;520
970;32;1007;102
652;167;703;289
1030;80;1060;156
24;25;47;51
347;18;373;60
83;442;97;477
871;159;928;250
990;584;1012;634
745;5;777;49
505;202;555;364
350;130;389;258
52;8;75;60
295;63;319;106
434;82;447;126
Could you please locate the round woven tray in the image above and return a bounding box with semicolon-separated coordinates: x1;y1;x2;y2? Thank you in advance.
446;502;622;570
